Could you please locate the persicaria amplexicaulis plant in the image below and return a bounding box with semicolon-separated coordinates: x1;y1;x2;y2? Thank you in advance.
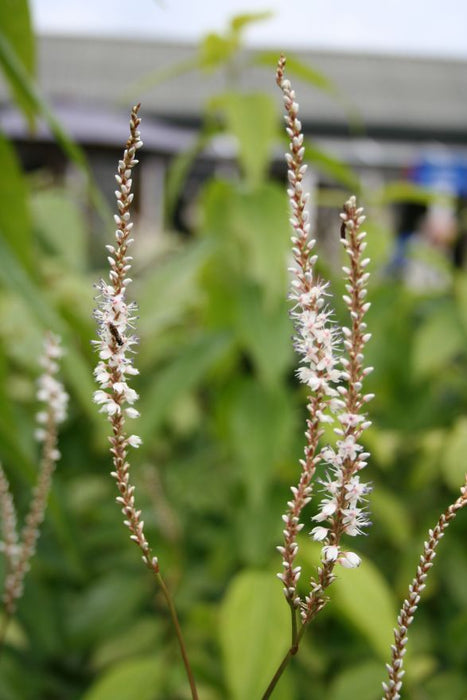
88;61;467;700
0;332;68;649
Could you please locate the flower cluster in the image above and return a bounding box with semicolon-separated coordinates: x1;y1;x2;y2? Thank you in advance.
92;105;158;575
276;56;374;620
92;105;143;450
2;332;68;618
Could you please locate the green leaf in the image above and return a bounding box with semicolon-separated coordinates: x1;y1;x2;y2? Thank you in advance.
138;332;231;442
0;233;97;422
304;138;361;192
31;188;87;271
200;33;238;71
229;12;273;35
257;51;337;94
0;130;32;270
371;487;412;548
216;93;277;187
229;182;290;303
0;31;109;220
442;416;467;490
82;655;163;700
234;284;292;385
219;569;290;700
0;0;35;127
332;556;397;660
412;302;465;379
327;660;384;700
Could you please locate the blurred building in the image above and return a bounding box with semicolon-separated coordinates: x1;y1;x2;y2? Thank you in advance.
1;34;467;235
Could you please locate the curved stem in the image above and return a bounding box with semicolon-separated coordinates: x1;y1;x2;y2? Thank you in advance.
156;572;199;700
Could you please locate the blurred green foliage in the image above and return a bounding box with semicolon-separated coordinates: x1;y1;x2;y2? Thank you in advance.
0;3;466;699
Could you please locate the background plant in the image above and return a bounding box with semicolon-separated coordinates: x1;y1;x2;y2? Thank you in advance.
0;3;466;699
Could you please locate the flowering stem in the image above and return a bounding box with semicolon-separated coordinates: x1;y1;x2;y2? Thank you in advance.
382;480;467;700
93;105;198;700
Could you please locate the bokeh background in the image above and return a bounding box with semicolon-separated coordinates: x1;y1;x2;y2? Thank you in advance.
1;1;467;698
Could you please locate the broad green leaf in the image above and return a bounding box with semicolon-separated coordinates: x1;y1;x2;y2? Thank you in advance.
219;569;290;700
226;378;293;501
441;416;467;490
234;284;292;385
0;0;35;127
371;487;412;548
138;239;211;344
92;617;162;670
68;573;148;646
412;303;465;378
138;332;232;442
200;33;238;71
0;130;32;270
216;93;277;187
327;660;384;700
230;182;290;303
332;556;397;660
423;671;467;700
304;138;361;192
82;655;163;700
31;188;87;271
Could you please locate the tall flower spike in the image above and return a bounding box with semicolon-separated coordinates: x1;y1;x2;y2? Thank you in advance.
302;196;373;624
92;105;158;574
3;332;68;618
92;106;199;700
276;55;343;608
382;479;467;700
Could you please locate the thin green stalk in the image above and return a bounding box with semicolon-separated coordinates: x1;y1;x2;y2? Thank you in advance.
157;572;199;700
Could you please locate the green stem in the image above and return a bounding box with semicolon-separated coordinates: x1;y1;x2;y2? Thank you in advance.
156;572;199;700
0;613;11;659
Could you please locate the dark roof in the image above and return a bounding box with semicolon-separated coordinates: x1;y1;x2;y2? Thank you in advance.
21;35;467;140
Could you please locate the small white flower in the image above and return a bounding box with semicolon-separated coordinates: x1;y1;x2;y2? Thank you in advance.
338;551;361;568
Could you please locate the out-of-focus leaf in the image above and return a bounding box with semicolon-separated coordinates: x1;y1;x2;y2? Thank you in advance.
373;181;448;207
234;284;292;385
138;239;211;343
226;378;293;501
327;660;384;700
332;556;397;660
219;569;289;700
229;12;273;34
213;93;277;187
0;31;108;220
257;51;337;94
230;182;290;303
423;671;467;700
82;655;163;700
68;573;148;647
0;131;32;271
412;302;465;379
442;416;467;490
31;188;87;271
303;138;361;192
0;234;97;422
139;332;232;442
200;32;238;71
0;0;35;127
91;617;162;670
372;487;412;547
165;126;218;220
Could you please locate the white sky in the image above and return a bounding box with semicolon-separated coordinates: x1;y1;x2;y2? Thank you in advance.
31;0;467;58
